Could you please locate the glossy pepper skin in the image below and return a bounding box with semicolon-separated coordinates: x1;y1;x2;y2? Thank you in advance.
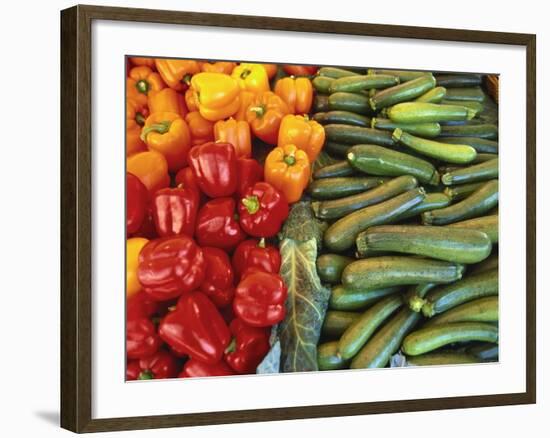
201;61;236;75
277;114;325;163
200;247;235;308
175;166;200;192
151;187;199;238
262;64;277;80
191;72;241;122
235;90;255;121
233;268;288;327
274;76;313;115
127;173;148;235
127;150;170;196
127;291;158;320
185;111;214;146
159;291;231;364
126;99;148;156
179;358;235;378
129;56;156;68
214;118;252;158
225;319;270;374
141;112;191;172
155;58;200;91
126;350;179;380
137;235;206;301
232;63;270;94
148;88;187;117
127;66;165;108
246;91;289;144
264;144;310;203
188;142;237;198
232;238;281;281
127;237;149;298
185;88;199;112
195;198;246;251
238;182;289;238
126;316;161;359
282;65;318;76
236;158;263;199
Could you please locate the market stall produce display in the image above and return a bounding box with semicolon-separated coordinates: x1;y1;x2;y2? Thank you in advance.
125;58;499;379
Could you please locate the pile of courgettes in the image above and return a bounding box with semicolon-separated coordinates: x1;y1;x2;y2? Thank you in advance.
312;66;499;370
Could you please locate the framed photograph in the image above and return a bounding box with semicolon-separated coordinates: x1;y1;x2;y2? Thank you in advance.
60;4;536;433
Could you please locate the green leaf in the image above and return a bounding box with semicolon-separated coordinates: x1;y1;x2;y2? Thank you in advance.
279;201;327;250
278;237;331;372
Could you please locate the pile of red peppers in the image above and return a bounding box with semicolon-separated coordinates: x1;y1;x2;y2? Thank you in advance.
126;141;289;380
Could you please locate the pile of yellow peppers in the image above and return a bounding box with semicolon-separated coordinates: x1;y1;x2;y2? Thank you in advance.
126;58;325;203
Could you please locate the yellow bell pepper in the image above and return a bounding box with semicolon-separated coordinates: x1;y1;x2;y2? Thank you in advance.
277;114;325;162
127;237;149;297
232;63;270;94
190;72;241;122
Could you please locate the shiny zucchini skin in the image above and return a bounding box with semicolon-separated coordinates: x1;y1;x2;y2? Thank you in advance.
422;268;498;317
328;92;374;115
321;311;361;338
318;67;358;78
393;128;477;164
312;175;418;220
329;74;400;93
441;159;499;185
414;86;447;103
406;351;479;366
435;74;482;88
402;321;498;356
308;176;386;200
404;283;438;312
369;74;437;111
313;111;371;127
329;285;401;311
467;342;499;361
447;215;498;243
317;341;349;370
437;137;498;154
312;76;335;94
342;256;465;291
347;145;440;186
387;102;477;123
443;86;486;103
443;182;485;201
350;308;422;368
422;179;498;225
324;188;426;252
371;117;441;138
356;225;492;264
313;160;355;179
389;193;451;223
367;69;429;82
316;254;355;284
325;124;395;147
424;296;498;326
440;123;498;140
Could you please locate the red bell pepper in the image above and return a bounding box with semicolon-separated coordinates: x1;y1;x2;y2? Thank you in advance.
159;291;231;364
282;65;318;76
232;238;281;281
127;172;148;235
137;235;206;301
236;157;263;199
175;166;200;191
225;319;270;374
200;247;235;308
132;204;158;240
233;268;288;327
126;316;162;359
188;142;237;198
127;291;159;319
178;358;235;378
196;197;246;251
126;350;179;380
151;187;199;237
238;182;289;238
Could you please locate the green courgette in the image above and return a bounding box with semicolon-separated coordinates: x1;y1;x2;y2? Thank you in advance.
321;311;360;338
406;351;479;366
313;160;355;179
329;285;401;311
435;74;482;88
312;76;335;94
438;137;498;154
313;94;329;112
389;193;451;223
440;99;484;114
424;296;498;326
318;67;358;79
467;342;499;361
404;283;437;312
441;159;498;185
328;92;374;115
318;341;349;370
329;74;400;93
369;74;436;111
387;102;477;123
324;124;395;147
313;111;370;127
469;253;498;275
371;117;441;138
447;215;498;243
414;86;447;103
440;123;498;140
443;182;485;201
317;254;355;284
444;86;486;103
367;69;429;82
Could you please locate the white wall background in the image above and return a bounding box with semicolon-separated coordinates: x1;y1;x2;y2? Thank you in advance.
0;0;545;436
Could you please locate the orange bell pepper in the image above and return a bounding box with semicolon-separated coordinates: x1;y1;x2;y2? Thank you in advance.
246;92;289;144
129;57;156;68
141;112;191;172
127;150;170;196
262;64;278;79
148;88;187;117
155;58;201;91
214;118;252;158
127;237;149;297
274;76;313;115
201;61;237;75
185;88;199;112
282;65;318;76
126;99;148;156
186;111;215;146
127;66;165;108
264;144;310;203
277;114;325;163
235;90;255;121
232;63;270;94
191;72;241;122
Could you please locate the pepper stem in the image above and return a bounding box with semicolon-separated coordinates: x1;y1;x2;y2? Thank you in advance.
136;79;149;95
181;73;192;85
284;155;296;166
135;112;146;126
241;195;260;215
240;69;252;79
258;238;266;248
249;105;266;118
140;121;171;141
138;370;153;380
224;338;237;354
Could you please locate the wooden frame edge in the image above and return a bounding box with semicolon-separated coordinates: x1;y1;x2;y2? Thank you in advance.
60;4;537;433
